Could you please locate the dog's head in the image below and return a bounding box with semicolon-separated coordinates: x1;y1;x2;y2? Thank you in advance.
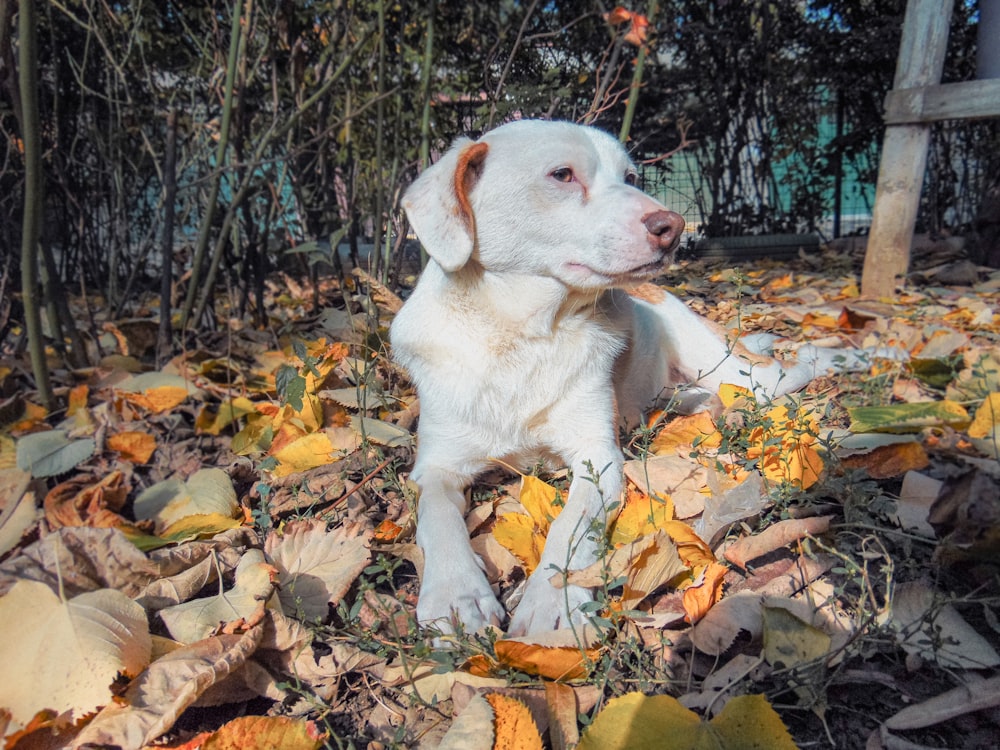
403;120;685;289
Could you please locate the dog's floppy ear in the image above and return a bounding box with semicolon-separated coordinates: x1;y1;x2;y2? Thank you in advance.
403;138;489;272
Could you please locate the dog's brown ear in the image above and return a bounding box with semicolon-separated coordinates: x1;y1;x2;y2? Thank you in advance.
403;139;489;272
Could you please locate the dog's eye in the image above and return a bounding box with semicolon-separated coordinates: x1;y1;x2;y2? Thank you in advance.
550;167;575;183
625;172;641;188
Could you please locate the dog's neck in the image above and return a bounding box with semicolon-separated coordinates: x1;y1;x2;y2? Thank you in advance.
428;261;614;338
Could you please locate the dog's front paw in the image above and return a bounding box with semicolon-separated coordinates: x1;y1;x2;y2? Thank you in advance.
507;576;593;636
417;567;505;636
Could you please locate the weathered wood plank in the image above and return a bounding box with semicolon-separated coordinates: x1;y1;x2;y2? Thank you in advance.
861;0;955;298
884;79;1000;124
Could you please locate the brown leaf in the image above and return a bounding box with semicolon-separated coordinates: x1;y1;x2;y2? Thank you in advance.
72;628;264;748
723;516;832;570
43;471;130;530
839;440;929;478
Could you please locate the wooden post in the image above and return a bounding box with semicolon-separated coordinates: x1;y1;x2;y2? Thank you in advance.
860;0;954;298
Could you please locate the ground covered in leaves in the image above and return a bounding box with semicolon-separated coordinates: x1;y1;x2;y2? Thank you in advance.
1;240;998;749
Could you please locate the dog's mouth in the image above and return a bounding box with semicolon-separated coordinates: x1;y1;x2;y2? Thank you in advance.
566;254;668;286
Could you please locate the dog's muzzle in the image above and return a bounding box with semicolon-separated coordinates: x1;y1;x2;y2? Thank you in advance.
643;210;685;254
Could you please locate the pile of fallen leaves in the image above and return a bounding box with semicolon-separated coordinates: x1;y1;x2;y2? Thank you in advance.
0;247;998;749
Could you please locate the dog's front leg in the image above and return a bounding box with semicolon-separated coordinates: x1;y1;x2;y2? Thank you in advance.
413;466;506;635
507;454;623;636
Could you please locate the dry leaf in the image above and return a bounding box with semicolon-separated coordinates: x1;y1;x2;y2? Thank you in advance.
0;581;151;738
159;550;277;643
681;560;728;623
622;455;708;520
745;404;824;489
43;470;130;530
885;674;1000;731
609;482;675;545
888;581;1000;669
438;693;495;750
723;516;832;570
650;411;721;455
544;681;580;749
690;592;765;655
493;512;545;574
72;628;264;748
106;431;157;463
493;627;602;681
271;432;336;477
0;468;39;556
839;440;929;478
265;518;372;622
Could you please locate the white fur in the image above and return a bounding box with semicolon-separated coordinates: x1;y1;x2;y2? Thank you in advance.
390;120;890;636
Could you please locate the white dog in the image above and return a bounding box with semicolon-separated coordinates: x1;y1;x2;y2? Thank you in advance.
391;120;881;636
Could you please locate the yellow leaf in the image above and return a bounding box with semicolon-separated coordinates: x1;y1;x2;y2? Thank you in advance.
159;512;244;543
106;431;157;463
519;474;561;531
493;513;545;573
134;467;239;533
577;692;797;750
968;392;1000;439
762;604;831;669
718;383;754;408
651;411;721;454
271;431;336;477
745;404;824;489
609;483;674;546
196;396;256;435
485;693;544;750
660;520;715;569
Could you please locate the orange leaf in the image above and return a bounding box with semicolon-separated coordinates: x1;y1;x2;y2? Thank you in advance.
494;639;598;681
67;385;89;416
107;431;157;464
605;6;633;25
682;560;728;623
485;693;544;750
120;385;189;414
43;471;130;529
839;441;929;479
374;518;403;542
623;13;649;46
800;312;839;329
181;715;326;750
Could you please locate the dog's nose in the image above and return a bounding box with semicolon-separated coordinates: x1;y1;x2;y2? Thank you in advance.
643;210;685;252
